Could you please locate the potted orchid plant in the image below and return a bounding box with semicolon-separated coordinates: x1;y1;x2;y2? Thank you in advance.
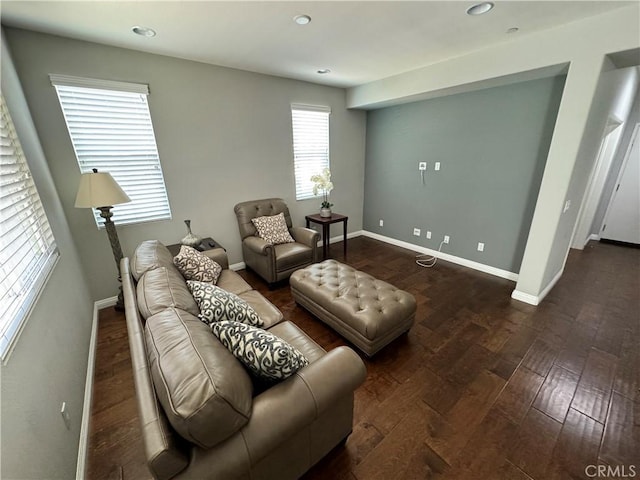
310;168;334;217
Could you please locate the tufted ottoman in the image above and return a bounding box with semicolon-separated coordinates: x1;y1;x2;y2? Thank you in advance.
290;260;416;356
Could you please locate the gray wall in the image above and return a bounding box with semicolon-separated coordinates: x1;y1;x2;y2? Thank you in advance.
5;28;366;301
1;30;94;479
363;76;565;273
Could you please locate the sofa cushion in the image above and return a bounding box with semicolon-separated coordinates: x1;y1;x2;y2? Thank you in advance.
237;290;284;329
211;321;309;381
132;240;175;281
274;242;314;272
173;245;222;284
145;308;253;448
216;269;253;296
251;213;295;245
267;321;326;364
137;266;199;320
187;281;263;327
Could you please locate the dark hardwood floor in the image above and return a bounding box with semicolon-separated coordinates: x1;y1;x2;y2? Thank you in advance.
87;237;639;480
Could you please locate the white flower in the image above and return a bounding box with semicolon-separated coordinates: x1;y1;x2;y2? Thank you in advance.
310;169;333;194
310;169;334;207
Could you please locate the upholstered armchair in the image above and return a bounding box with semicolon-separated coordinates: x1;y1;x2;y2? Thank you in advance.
234;198;319;285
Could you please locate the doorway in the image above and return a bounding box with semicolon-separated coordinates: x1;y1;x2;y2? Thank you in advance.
600;123;640;245
572;117;623;248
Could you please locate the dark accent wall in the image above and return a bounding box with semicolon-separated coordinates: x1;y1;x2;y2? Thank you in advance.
363;75;566;273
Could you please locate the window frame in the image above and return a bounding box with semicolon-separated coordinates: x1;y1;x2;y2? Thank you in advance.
291;104;331;201
0;93;60;362
50;74;172;228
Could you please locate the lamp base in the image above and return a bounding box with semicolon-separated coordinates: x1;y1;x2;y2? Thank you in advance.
115;285;125;311
98;206;126;312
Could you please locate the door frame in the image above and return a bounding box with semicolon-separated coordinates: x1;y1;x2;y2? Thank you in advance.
571;116;623;249
600;122;640;237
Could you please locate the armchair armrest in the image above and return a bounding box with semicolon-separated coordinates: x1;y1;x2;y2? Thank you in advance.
290;227;319;249
201;247;229;270
239;346;366;463
243;236;273;256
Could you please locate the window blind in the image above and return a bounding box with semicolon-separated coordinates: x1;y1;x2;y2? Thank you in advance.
0;94;59;361
292;104;330;200
50;76;171;227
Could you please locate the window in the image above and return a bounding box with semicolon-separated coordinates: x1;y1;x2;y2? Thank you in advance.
50;75;171;227
292;104;330;200
1;93;59;361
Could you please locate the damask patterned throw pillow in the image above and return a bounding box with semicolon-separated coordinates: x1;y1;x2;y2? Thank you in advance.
173;245;222;284
251;213;295;245
211;321;309;381
187;280;263;327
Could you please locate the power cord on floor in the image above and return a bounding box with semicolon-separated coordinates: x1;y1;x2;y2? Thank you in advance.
416;240;445;268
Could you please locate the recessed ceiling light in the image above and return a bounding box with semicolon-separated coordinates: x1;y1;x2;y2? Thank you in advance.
466;2;494;15
294;15;311;25
507;27;520;34
317;69;331;75
132;26;156;37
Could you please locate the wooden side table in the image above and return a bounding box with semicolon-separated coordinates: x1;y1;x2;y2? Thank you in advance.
166;237;224;256
305;213;348;260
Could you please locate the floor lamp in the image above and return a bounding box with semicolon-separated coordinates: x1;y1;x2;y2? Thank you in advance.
75;168;131;311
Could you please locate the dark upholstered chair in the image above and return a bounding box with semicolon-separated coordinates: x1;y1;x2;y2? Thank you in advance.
234;198;319;285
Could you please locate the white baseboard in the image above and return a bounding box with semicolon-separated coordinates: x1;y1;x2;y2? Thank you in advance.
511;268;563;306
538;268;564;301
316;230;364;248
94;295;117;310
229;261;246;271
360;230;519;282
76;300;102;480
510;289;540;305
577;233;601;249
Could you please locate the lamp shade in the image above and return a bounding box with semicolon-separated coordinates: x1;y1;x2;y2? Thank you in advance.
75;170;131;208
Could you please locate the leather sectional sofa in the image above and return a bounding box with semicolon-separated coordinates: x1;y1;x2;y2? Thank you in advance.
121;240;366;480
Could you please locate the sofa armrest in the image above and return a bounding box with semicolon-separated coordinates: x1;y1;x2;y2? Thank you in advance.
121;258;190;479
294;346;366;413
201;247;229;270
290;227;319;249
239;346;366;463
243;236;273;256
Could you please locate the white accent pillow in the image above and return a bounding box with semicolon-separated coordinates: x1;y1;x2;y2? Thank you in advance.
251;213;295;245
187;281;263;327
173;245;222;284
211;321;309;380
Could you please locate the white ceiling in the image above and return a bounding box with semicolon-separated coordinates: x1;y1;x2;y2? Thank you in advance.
1;1;634;88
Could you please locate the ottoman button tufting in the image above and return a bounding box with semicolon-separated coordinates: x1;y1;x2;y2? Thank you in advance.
290;260;416;356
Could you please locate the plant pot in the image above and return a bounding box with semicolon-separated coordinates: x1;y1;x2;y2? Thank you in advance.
320;208;332;218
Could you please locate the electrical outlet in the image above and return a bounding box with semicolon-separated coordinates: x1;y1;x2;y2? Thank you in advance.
60;402;71;430
443;235;450;244
426;231;432;239
418;162;427;171
477;242;485;252
413;228;421;236
379;219;384;227
435;162;441;171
